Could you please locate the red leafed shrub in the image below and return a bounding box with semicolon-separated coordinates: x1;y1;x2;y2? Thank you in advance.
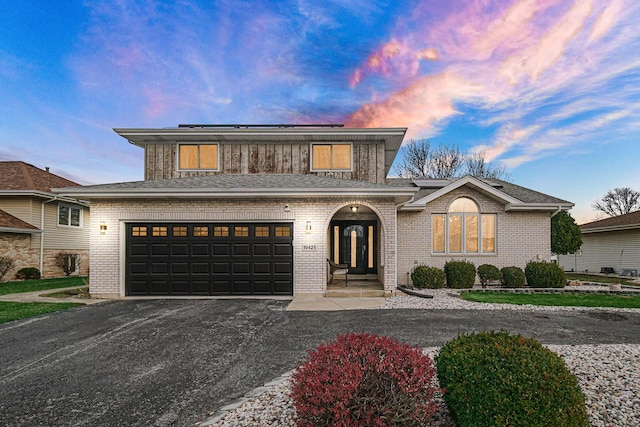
290;332;441;426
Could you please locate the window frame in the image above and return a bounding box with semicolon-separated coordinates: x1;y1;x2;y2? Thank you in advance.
57;203;83;228
431;198;497;255
177;143;220;171
310;142;353;172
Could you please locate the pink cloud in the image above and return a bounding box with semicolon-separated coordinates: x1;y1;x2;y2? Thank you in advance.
589;0;624;42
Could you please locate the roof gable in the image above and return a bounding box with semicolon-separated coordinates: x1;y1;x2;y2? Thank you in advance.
401;175;573;211
0;162;80;193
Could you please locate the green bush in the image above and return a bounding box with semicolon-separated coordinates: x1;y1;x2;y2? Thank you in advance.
444;260;476;289
436;331;589;427
16;267;41;280
411;265;445;289
500;266;526;288
477;264;502;287
525;261;566;288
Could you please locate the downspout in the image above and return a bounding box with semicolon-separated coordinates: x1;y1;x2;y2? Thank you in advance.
40;196;59;275
551;205;563;217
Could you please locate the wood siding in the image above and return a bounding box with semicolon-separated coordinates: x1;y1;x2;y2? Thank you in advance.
558;229;640;274
144;142;387;183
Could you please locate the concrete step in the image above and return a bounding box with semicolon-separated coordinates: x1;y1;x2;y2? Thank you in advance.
325;288;388;298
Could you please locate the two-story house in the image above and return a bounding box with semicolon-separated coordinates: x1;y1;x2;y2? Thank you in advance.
56;125;572;298
0;162;90;279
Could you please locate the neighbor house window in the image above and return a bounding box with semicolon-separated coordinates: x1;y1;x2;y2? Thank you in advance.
58;204;82;227
311;143;352;171
432;197;496;254
178;143;219;170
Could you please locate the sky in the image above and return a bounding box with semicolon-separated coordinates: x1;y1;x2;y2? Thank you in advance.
1;0;639;224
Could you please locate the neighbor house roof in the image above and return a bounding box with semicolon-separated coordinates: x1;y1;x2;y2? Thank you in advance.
0;209;41;234
580;210;640;233
393;176;573;212
54;173;418;204
0;161;80;192
114;126;407;177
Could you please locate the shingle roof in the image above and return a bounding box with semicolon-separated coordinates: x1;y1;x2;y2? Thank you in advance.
54;174;419;200
0;209;40;232
0;162;80;192
580;210;640;231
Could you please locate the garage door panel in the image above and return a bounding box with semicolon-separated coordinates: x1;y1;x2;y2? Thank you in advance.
171;244;189;256
253;243;271;256
126;222;292;296
213;244;230;256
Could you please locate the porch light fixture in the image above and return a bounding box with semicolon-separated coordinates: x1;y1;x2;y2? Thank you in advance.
99;221;107;234
284;204;290;212
350;206;358;212
305;221;312;234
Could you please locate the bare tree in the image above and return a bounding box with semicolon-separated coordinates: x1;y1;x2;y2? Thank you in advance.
464;152;510;181
394;139;509;181
394;139;465;178
592;187;640;217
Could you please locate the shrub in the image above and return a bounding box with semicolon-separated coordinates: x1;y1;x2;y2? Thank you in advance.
444;260;476;289
54;251;79;276
525;261;566;288
15;267;41;280
290;332;441;426
411;265;445;289
500;266;526;288
0;256;15;281
477;264;502;287
436;331;589;427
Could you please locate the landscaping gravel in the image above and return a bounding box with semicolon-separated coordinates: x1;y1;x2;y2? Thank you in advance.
205;285;640;427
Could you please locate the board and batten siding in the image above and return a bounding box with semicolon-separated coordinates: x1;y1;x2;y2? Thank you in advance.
558;229;640;274
144;142;387;184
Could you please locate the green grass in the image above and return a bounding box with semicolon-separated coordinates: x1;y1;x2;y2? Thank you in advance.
565;273;638;287
0;276;87;296
0;301;83;324
462;291;640;309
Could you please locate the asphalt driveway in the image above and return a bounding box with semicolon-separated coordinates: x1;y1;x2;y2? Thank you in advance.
1;299;639;426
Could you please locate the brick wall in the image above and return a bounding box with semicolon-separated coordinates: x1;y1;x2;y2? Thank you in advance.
397;188;552;285
0;234;89;280
89;197;398;298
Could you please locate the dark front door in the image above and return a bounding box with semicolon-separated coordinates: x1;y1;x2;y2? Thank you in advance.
330;221;377;274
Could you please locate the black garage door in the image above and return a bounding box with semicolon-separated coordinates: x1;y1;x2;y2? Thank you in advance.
126;223;293;296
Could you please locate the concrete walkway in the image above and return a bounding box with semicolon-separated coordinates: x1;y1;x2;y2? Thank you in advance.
286;296;386;311
0;286;104;305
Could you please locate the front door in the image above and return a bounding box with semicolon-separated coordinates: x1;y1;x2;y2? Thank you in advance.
330;221;377;274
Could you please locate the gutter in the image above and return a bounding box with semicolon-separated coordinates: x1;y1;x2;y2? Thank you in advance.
551;205;563;218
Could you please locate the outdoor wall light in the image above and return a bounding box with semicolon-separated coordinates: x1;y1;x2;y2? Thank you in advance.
99;222;107;234
305;221;312;234
351;206;358;212
284;204;290;212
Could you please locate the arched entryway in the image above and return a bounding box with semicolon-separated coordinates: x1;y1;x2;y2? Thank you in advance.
325;202;391;295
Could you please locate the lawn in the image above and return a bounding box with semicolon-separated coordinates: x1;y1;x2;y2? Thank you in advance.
0;301;83;324
461;292;640;309
0;276;87;296
565;273;638;287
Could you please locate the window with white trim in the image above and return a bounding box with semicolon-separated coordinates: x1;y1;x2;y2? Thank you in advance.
58;204;82;228
432;197;496;254
311;143;352;171
178;143;219;170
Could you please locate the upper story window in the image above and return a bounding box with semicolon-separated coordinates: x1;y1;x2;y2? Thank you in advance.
178;143;219;170
432;197;496;254
311;143;352;171
58;204;82;228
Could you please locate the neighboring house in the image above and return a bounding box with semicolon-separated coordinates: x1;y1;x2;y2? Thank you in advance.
55;125;572;298
558;211;640;276
0;162;90;279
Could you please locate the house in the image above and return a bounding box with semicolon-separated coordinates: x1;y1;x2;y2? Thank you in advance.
0;162;90;279
54;125;572;298
557;211;640;276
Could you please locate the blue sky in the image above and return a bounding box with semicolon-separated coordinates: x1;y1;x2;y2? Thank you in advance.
1;0;639;223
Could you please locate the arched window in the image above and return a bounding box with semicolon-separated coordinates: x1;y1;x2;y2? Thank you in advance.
432;197;496;254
